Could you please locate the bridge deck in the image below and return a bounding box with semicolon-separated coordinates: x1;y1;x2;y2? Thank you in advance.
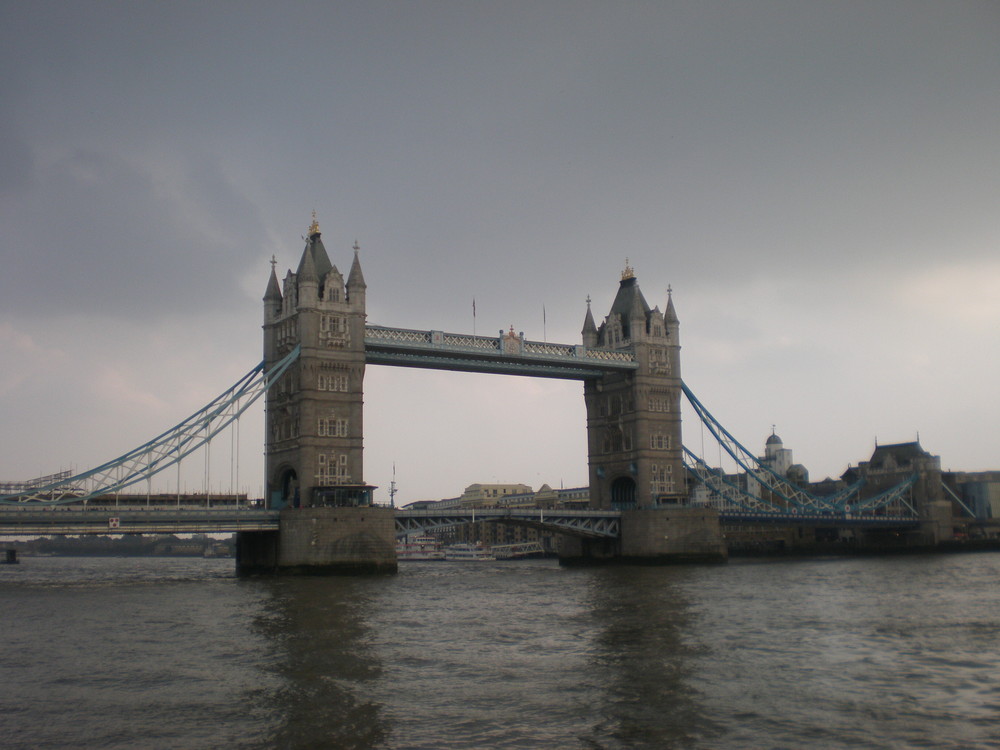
0;506;922;538
0;508;280;536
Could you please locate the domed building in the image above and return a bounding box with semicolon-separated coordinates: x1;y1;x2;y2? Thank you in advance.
761;430;794;477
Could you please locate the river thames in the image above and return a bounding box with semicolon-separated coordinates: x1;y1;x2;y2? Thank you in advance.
2;552;998;749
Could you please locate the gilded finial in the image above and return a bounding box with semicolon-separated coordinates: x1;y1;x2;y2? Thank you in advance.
621;258;635;280
308;210;320;236
667;284;672;296
353;239;360;253
270;254;277;271
586;294;592;307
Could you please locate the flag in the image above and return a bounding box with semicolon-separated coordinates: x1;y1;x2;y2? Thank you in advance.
473;298;476;318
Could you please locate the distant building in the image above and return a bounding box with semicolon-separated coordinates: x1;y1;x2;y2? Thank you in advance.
761;431;793;476
458;483;533;508
942;471;1000;520
842;440;945;514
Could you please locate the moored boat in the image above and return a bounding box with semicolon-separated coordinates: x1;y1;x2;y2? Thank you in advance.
443;543;495;561
396;535;445;561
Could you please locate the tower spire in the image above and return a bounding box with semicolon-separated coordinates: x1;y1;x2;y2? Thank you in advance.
582;294;598;347
347;240;366;289
664;285;679;326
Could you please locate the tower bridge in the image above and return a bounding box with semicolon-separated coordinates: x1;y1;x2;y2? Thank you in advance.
1;217;955;573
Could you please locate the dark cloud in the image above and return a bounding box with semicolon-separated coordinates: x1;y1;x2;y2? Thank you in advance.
0;124;32;196
0;148;266;318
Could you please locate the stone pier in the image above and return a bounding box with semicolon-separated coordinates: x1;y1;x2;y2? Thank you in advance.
236;507;397;575
559;507;726;564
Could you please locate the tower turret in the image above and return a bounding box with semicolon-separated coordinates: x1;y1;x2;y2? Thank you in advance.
263;258;283;362
264;258;282;319
664;286;679;338
346;241;367;309
582;296;598;348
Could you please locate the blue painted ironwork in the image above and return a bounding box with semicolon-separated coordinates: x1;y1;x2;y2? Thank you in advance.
680;381;918;520
395;507;621;539
1;346;302;506
718;510;921;527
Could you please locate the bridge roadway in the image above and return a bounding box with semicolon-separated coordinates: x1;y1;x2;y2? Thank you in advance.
0;506;624;538
0;506;920;538
0;507;281;536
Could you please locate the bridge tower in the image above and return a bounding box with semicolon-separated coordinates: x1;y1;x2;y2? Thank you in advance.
572;264;723;563
262;216;372;509
583;263;685;510
241;216;394;575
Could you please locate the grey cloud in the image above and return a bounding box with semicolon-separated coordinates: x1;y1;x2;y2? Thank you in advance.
0;149;265;319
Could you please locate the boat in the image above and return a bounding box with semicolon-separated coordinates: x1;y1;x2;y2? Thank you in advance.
396;535;445;561
443;543;495;561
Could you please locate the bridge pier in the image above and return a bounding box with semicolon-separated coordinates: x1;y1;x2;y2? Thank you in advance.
236;507;397;575
559;507;726;564
618;507;726;563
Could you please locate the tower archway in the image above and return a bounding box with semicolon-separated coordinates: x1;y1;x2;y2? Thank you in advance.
275;467;299;509
610;476;637;509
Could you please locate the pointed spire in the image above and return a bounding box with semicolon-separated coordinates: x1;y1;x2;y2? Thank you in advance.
347;240;366;289
629;283;647;321
582;294;598;346
297;213;333;280
311;235;333;280
664;284;679;325
264;254;282;301
298;239;319;284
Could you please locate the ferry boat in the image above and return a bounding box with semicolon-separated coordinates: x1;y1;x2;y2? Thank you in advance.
443;543;496;561
396;535;445;561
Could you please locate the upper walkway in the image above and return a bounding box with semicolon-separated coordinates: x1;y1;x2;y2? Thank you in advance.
364;325;637;380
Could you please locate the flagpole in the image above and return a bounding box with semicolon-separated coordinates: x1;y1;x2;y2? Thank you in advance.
473;297;477;337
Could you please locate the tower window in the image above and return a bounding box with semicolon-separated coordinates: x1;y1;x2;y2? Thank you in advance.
650;434;672;450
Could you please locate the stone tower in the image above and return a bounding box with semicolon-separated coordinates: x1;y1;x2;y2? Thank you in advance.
262;216;371;508
583;263;684;510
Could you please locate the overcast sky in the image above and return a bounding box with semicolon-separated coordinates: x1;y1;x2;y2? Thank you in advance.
2;1;998;504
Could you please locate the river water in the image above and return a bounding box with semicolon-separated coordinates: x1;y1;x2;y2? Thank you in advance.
2;553;999;749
